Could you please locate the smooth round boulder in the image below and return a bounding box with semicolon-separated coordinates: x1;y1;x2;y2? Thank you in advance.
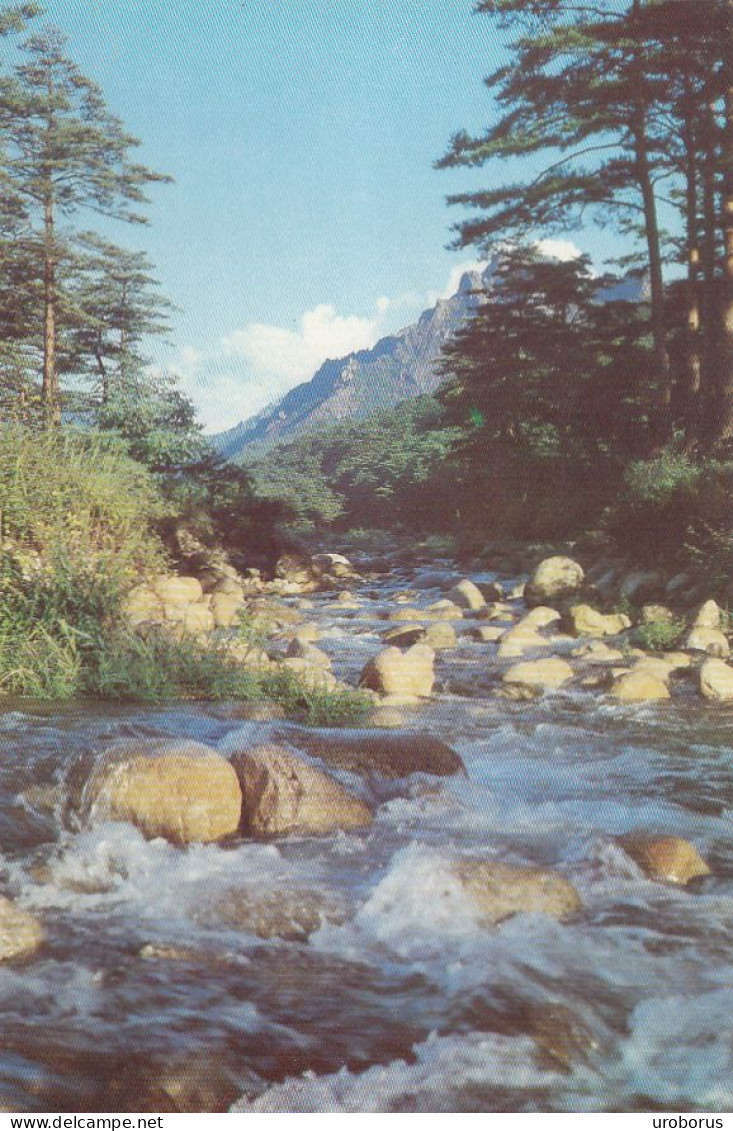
275;727;465;779
620;835;711;885
691;599;724;629
610;669;670;702
566;604;631;638
517;607;562;630
454;859;582;925
0;896;44;962
685;627;730;658
210;591;245;629
447;579;486;612
229;743;373;837
151;575;204;607
699;657;733;701
84;739;243;845
359;643;435;698
200;887;346;941
524;556;584;608
502;658;574;699
497;626;551;659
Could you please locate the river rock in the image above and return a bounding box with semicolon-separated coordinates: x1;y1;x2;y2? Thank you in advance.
280;657;339;690
566;604;632;638
699;657;733;701
517;606;562;630
285;639;332;669
210;591;245;629
291;622;321;644
572;640;625;664
476;580;504;602
229;743;373;837
685;626;730;657
152;575;204;607
691;599;725;629
620;835;711;885
424;599;464;620
0;896;44;962
473;625;505;643
311;553;358;580
478;601;515;622
383;624;426;647
610;669;670;702
447;579;486;611
524;556;584;608
424;621;457;650
201;887;346;941
640;603;676;625
359;643;435;698
84;739;243;845
278;728;465;779
454;859;583;924
181;603;215;636
497;626;551;659
501;658;574;699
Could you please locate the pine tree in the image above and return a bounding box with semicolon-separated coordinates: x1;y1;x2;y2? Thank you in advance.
0;26;171;425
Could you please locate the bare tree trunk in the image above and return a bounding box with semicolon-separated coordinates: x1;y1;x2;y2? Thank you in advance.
697;95;720;447
682;107;702;442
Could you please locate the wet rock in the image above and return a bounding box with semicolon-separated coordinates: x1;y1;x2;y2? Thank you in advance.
383;624;426;648
685;626;730;658
285;639;332;669
424;621;457;650
454;859;583;924
424;599;464;620
501;658;574;699
566;604;632;638
478;601;515;622
279;727;465;778
359;643;435;698
691;599;725;629
413;570;455;590
699;657;733;701
84;738;243;845
229;743;373;837
473;625;505;643
362;705;409;729
610;669;670;702
476;580;504;602
311;552;359;580
619;835;711;885
497;626;552;659
201;887;346;940
219;700;287;721
525;1002;598;1071
517;606;562;630
524;556;584;608
572;640;625;664
447;579;486;611
0;895;44;962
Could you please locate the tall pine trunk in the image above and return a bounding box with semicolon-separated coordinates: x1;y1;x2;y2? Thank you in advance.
682;106;702;442
698;95;720;447
42;189;60;427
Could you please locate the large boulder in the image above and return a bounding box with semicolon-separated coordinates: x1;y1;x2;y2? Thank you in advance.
691;599;724;629
276;727;465;779
685;626;730;658
454;859;583;924
383;624;426;648
359;643;435;698
0;896;44;962
229;743;372;837
524;556;584;608
517;607;561;630
502;658;574;699
619;835;711;885
447;579;486;612
610;669;670;702
699;657;733;701
566;604;632;638
84;739;243;845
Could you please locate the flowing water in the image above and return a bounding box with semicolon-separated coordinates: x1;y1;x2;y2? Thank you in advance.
0;564;732;1112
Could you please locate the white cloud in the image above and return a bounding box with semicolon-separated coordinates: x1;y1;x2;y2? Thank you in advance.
534;238;583;262
221;301;386;384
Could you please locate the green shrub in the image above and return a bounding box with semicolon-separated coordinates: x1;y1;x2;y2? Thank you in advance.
633;618;686;652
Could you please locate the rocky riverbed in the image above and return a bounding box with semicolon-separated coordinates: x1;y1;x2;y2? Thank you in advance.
0;551;732;1112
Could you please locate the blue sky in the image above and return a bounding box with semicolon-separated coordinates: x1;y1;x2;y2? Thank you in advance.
27;1;622;430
